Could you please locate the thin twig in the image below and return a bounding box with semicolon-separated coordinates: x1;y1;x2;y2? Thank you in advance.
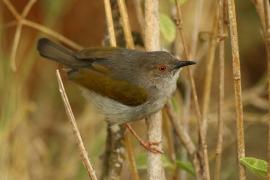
104;0;117;47
191;0;204;57
165;102;201;178
227;0;246;179
201;2;219;128
174;0;202;137
262;0;270;179
22;20;82;50
214;0;227;179
56;70;97;180
21;0;37;17
9;0;37;71
174;1;207;179
144;1;165;179
124;134;140;180
10;23;22;71
200;2;221;179
2;0;21;20
251;0;266;30
162;109;175;162
117;0;135;49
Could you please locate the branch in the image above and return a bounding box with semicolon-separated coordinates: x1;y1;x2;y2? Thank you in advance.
104;0;117;47
200;2;221;179
165;102;202;178
117;0;135;49
22;20;82;50
174;1;208;179
214;0;227;179
56;70;97;180
227;0;246;179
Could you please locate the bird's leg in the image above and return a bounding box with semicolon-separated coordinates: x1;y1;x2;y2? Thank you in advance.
124;123;164;154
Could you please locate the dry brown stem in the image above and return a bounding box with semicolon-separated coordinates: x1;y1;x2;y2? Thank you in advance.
124;134;140;180
214;0;227;179
174;1;208;179
201;3;219;129
22;20;82;50
165;102;201;177
200;2;221;179
56;70;97;180
117;0;135;49
104;0;117;47
227;0;246;179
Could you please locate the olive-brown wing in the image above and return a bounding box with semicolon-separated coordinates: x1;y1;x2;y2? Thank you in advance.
68;67;148;106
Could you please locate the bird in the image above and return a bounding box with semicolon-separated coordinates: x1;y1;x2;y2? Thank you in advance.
37;37;195;153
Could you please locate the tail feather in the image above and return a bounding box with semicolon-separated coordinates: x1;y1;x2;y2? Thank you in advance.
37;38;90;68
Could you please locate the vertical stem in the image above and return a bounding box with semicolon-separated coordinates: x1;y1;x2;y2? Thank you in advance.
174;1;207;179
117;0;135;49
144;1;165;179
104;0;117;47
227;0;246;179
200;3;220;180
201;3;219;125
214;1;226;180
262;0;270;179
124;134;140;180
146;112;165;180
165;102;202;178
191;0;204;57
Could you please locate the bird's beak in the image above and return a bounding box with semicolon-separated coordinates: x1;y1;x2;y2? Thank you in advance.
174;60;196;69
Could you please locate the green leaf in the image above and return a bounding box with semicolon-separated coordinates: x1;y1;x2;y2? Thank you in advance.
160;13;176;43
240;157;268;177
175;160;195;176
170;0;189;5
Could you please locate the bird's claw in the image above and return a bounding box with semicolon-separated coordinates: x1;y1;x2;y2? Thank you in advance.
139;141;164;154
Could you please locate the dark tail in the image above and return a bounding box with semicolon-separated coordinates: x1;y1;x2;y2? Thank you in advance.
37;38;87;68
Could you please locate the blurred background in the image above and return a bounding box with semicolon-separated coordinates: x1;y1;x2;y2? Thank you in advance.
0;0;268;179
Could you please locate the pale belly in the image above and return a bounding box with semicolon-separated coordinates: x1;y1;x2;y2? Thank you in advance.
81;88;169;125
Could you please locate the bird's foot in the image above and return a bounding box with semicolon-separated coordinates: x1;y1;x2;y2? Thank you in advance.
139;140;164;154
125;123;163;154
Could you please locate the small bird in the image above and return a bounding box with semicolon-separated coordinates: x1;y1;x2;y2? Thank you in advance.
37;38;195;153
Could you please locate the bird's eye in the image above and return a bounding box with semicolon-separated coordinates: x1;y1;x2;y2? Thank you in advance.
158;64;167;72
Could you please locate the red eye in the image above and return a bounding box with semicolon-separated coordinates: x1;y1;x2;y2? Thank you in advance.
158;64;167;72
